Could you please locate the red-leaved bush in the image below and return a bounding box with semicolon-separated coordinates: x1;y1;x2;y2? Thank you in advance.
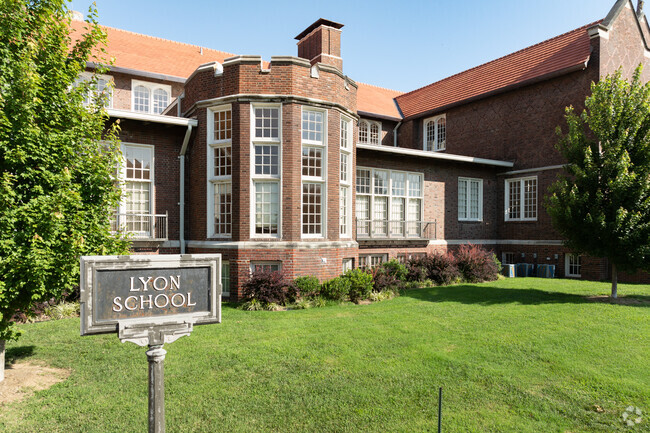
407;253;460;285
242;270;298;305
454;244;499;283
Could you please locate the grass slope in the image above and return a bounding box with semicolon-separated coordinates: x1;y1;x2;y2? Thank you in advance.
1;278;648;432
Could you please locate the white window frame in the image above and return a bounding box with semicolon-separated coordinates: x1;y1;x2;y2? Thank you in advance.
358;119;381;145
502;252;516;265
505;176;538;221
251;103;282;239
359;254;388;268
77;71;113;108
423;114;446;151
301;106;327;239
117;143;155;236
356;166;424;237
340;115;353;238
250;261;282;273
221;261;230;297
565;254;582;277
131;79;172;114
342;258;354;272
458;177;483;222
207;105;232;238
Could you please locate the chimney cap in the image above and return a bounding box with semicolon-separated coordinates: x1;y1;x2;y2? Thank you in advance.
295;18;344;40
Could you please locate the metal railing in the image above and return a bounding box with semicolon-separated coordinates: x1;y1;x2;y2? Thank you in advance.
355;219;437;240
111;212;168;241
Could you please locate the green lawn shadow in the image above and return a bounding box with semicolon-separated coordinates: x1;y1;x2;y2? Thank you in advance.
4;345;35;365
401;284;650;308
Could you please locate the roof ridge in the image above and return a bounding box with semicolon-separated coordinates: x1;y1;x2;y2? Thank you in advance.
96;23;236;57
357;81;404;94
397;20;601;100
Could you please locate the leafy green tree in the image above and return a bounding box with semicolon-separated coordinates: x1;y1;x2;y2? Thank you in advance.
546;66;650;298
0;0;129;356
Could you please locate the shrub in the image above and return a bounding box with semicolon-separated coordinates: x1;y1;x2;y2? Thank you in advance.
454;244;500;283
380;259;408;281
371;266;405;293
293;276;321;298
344;268;374;303
320;276;351;301
311;296;327;308
408;253;460;286
294;298;312;309
241;299;263;311
241;270;297;305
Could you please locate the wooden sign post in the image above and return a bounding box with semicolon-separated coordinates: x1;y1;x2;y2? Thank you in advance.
80;254;222;433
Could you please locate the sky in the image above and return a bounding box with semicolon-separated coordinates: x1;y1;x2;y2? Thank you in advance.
70;0;625;93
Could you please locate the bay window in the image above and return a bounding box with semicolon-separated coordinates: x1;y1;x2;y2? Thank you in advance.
301;108;326;237
207;105;232;238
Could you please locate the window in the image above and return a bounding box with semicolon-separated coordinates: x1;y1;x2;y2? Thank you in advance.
423;114;446;151
565;254;581;277
458;178;483;221
502;252;516;265
356;167;424;238
505;177;537;221
207;106;232;238
118;144;154;235
251;104;282;238
359;254;387;268
221;262;230;297
358;119;381;145
301;108;326;237
251;262;281;273
254;106;280;139
342;258;354;272
75;72;113;108
131;80;172;114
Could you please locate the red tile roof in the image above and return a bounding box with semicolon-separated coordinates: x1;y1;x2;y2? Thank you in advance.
356;83;403;119
69;19;236;79
395;22;600;119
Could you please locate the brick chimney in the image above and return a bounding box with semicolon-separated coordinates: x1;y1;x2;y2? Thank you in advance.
295;19;344;71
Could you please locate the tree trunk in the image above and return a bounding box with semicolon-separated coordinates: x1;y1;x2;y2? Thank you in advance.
0;340;5;383
611;263;618;299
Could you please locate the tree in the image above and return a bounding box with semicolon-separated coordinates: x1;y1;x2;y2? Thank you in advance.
0;0;129;379
546;66;650;298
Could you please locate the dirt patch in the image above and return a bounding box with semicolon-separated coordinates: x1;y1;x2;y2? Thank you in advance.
0;362;69;406
585;295;650;305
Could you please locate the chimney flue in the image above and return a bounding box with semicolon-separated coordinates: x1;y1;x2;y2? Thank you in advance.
295;19;344;71
637;0;644;18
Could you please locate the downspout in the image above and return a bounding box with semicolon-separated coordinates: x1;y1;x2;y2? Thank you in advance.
179;124;192;254
393;121;402;147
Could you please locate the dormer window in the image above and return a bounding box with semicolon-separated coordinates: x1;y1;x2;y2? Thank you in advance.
358;119;381;145
424;114;446;151
131;80;172;114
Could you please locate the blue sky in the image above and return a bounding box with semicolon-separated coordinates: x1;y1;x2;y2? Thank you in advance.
71;0;623;92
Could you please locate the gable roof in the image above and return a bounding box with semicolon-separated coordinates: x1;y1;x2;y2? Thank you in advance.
395;21;599;119
69;19;236;80
356;83;403;120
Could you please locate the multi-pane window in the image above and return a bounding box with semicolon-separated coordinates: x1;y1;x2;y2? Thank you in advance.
358;119;381;145
254;107;280;139
251;262;281;273
502;252;516;265
424;114;446;151
208;106;232;237
252;104;281;238
255;182;279;235
120;144;154;234
255;145;280;175
75;72;113;108
359;254;387;268
132;80;171;114
458;177;483;221
565;254;581;277
505;177;537;221
340;116;353;238
356;167;424;238
221;262;230;297
342;258;354;272
301;108;326;237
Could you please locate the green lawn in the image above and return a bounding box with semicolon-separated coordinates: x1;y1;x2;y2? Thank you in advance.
1;278;648;432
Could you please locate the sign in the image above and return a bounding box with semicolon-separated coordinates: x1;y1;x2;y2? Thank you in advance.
80;254;221;336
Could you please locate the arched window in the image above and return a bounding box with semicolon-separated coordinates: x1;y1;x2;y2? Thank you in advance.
423;114;446;151
358;119;381;145
369;123;379;145
153;88;170;114
359;120;369;144
133;85;150;113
